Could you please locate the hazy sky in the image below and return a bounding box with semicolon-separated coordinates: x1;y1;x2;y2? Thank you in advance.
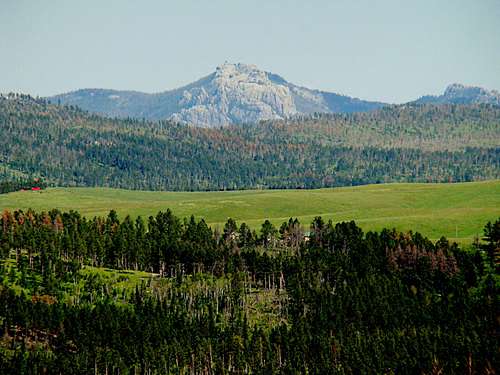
1;0;499;103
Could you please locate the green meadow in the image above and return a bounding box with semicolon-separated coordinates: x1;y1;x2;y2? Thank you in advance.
0;181;498;244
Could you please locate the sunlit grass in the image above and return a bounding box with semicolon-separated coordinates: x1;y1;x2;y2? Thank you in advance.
0;181;498;244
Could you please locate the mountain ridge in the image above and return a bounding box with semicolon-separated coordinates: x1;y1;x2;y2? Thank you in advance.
50;63;385;127
49;64;500;127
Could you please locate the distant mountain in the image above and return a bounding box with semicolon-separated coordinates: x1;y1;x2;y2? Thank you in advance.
49;63;386;127
415;83;500;105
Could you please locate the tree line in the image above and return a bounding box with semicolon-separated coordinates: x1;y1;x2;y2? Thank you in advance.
0;178;46;194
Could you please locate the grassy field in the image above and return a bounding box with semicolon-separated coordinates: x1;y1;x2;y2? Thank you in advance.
0;181;499;244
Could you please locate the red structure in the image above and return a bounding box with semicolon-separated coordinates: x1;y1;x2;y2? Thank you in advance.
31;187;41;191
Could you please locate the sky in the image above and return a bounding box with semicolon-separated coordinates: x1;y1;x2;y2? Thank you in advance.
1;0;499;103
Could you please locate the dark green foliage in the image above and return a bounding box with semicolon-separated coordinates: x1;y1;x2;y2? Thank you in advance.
0;177;46;194
1;94;499;191
482;217;500;271
0;207;498;373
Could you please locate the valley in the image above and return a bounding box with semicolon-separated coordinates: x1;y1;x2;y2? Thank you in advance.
1;4;499;371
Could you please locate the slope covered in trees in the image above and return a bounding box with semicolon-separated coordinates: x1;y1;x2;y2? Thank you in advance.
0;207;498;373
0;93;499;191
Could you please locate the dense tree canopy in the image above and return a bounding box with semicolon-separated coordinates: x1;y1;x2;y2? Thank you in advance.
0;94;499;191
0;206;498;374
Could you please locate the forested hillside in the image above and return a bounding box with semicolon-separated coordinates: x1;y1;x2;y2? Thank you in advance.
0;93;499;191
0;208;498;373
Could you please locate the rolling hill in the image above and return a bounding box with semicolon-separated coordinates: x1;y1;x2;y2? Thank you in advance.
1;181;498;244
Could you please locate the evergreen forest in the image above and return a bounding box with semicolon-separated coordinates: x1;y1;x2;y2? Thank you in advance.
0;207;498;374
1;94;499;191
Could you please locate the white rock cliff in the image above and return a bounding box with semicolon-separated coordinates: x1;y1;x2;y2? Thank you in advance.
170;63;299;127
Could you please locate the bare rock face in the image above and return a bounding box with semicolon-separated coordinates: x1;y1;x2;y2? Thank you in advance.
415;83;500;105
170;63;299;127
443;84;500;104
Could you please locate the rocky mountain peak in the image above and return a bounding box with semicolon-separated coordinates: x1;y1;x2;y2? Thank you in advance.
416;83;500;105
215;62;260;76
170;63;298;127
211;63;282;91
443;83;499;102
